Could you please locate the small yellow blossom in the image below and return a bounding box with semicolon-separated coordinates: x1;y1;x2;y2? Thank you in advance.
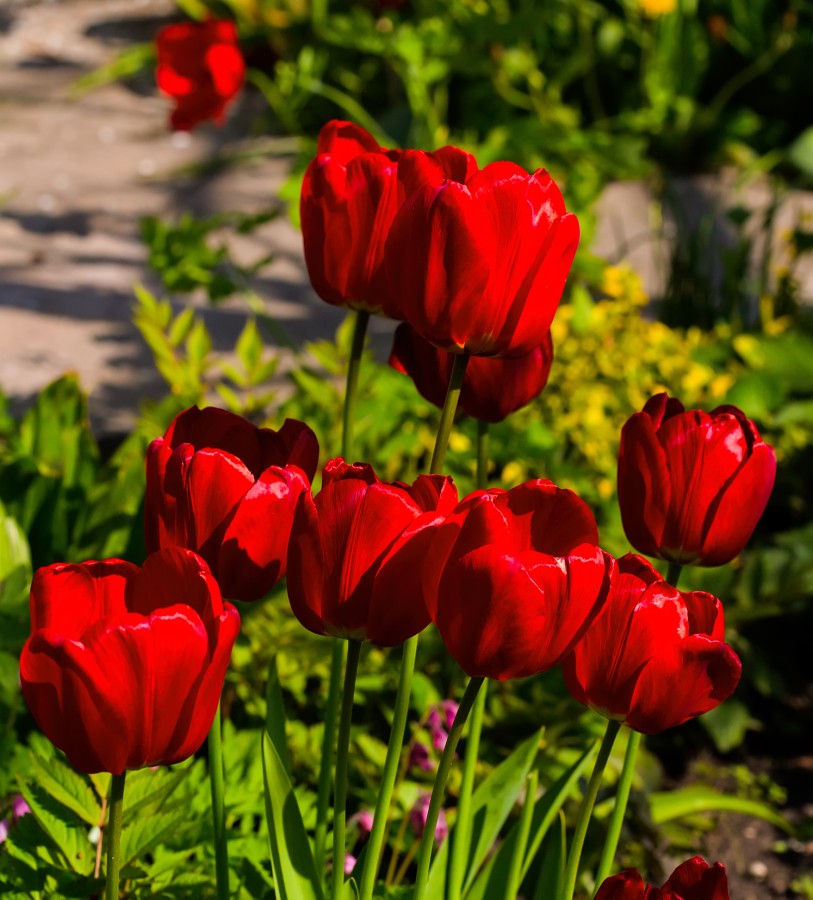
640;0;677;17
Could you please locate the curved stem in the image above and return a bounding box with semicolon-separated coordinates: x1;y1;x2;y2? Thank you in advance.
104;771;127;900
412;676;485;900
593;730;642;891
208;702;230;900
447;680;487;900
560;719;621;900
476;420;489;489
315;639;347;872
342;309;370;461
332;640;363;900
430;353;470;475
666;562;683;589
359;635;419;899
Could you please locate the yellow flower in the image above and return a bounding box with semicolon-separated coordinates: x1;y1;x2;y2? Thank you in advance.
639;0;677;17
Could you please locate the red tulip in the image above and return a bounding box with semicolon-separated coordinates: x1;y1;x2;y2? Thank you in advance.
562;554;741;734
389;323;554;423
595;857;729;899
286;458;458;645
384;150;580;357
617;393;776;566
300;123;478;317
20;549;240;775
416;480;614;680
146;406;318;601
156;19;245;131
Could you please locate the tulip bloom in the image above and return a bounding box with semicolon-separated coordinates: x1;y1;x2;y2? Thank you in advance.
286;458;458;645
146;406;318;602
156;19;245;131
562;554;741;734
417;480;614;680
595;857;729;899
20;549;240;775
300;123;477;317
389;323;554;422
617;393;776;566
385;150;580;357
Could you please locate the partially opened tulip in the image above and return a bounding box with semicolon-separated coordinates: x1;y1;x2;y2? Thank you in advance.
156;18;245;131
617;393;776;566
562;554;741;734
20;548;240;775
595;856;729;899
385;150;579;357
417;480;614;680
389;322;554;422
146;406;318;601
286;458;458;645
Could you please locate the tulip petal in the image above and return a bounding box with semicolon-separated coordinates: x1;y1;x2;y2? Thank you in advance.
217;466;310;600
617;412;672;558
626;635;741;734
317;120;383;160
594;869;649;900
698;441;776;566
29;561;135;639
287;491;329;637
663;857;729;900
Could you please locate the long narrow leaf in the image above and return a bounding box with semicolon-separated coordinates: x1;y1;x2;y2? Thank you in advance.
649;786;794;833
465;743;594;900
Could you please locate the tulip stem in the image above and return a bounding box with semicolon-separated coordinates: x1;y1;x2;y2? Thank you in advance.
104;771;126;900
208;701;230;900
666;562;683;589
332;640;363;900
359;634;419;900
448;679;488;900
430;353;470;475
560;719;621;900
412;675;485;900
316;639;347;873
476;420;489;489
593;729;642;892
342;309;370;461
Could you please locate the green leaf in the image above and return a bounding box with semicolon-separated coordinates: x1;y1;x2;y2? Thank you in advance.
531;811;566;900
465;743;594;900
426;727;543;898
788;126;813;178
19;780;96;875
649;785;794;833
261;731;324;900
28;755;101;826
699;699;755;754
119;804;194;869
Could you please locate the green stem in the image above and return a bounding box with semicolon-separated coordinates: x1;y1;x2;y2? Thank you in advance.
504;768;539;900
593;730;642;891
447;681;487;900
315;639;347;872
358;635;419;900
342;309;370;461
208;701;230;900
666;562;683;589
412;676;485;900
476;420;489;489
430;354;470;475
332;640;363;900
560;719;621;900
104;771;126;900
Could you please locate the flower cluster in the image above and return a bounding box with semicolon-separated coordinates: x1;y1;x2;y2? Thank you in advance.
18;112;776;898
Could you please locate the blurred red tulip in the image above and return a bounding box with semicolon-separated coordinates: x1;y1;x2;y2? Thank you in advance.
286;458;457;645
389;322;554;422
617;393;776;566
156;18;244;131
146;406;318;601
417;480;614;680
20;549;240;774
562;554;741;734
385;151;579;357
595;856;729;899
